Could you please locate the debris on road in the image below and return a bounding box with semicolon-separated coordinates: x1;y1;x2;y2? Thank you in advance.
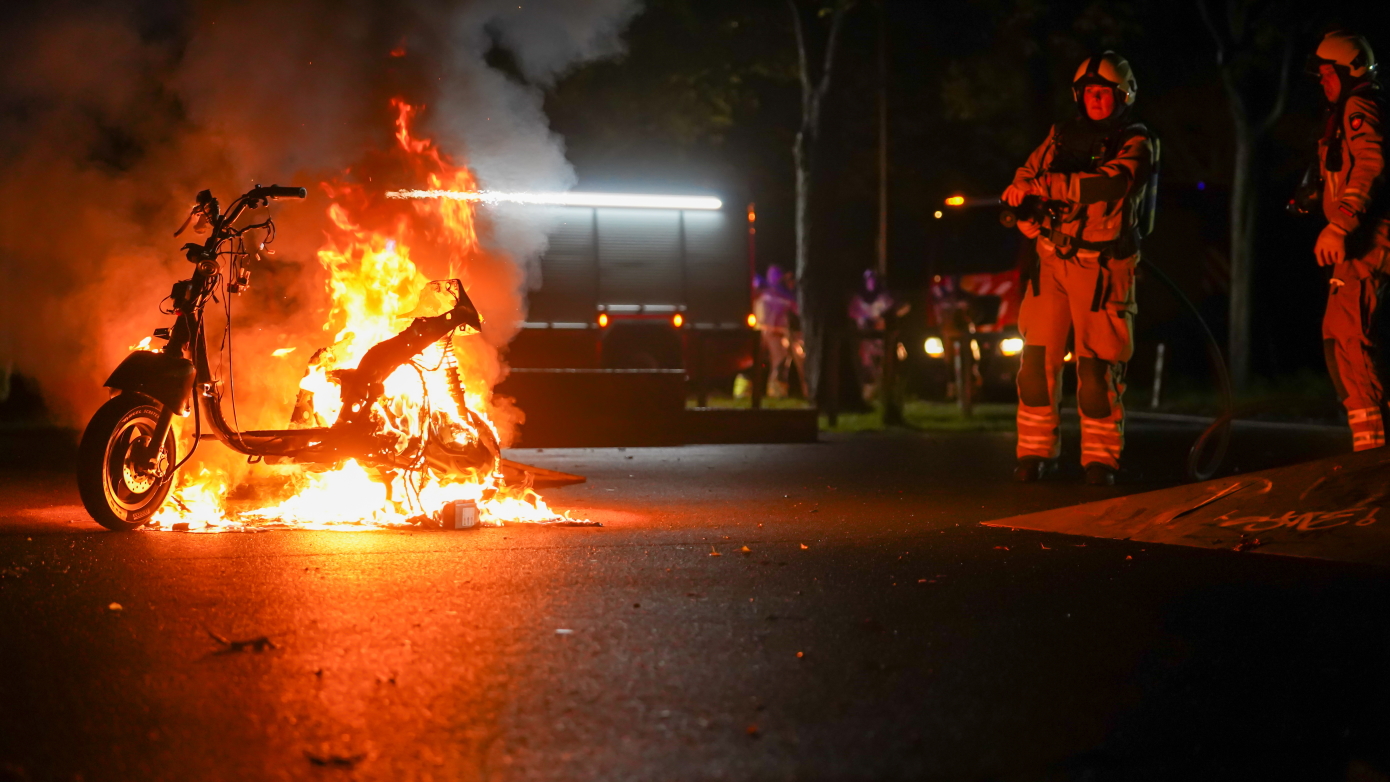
709;546;721;557
208;631;276;653
555;628;574;635
746;724;760;738
305;751;364;769
799;544;808;550
107;602;122;611
740;546;751;554
1232;536;1266;553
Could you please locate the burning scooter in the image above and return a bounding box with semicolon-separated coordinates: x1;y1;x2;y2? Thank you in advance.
77;185;500;531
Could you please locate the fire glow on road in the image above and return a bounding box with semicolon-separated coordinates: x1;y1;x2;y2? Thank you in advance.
386;190;723;211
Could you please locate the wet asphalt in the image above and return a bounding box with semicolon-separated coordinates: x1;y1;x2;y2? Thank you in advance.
1;419;1388;782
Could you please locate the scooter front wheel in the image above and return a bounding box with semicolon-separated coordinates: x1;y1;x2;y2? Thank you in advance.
77;394;177;531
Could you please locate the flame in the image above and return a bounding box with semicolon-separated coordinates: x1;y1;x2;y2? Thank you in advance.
148;99;576;532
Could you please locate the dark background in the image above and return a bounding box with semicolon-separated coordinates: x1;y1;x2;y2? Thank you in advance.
541;0;1390;390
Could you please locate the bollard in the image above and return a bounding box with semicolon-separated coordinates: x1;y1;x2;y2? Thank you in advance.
750;330;764;410
954;339;973;419
826;330;841;428
1151;342;1166;410
881;328;903;426
695;331;709;409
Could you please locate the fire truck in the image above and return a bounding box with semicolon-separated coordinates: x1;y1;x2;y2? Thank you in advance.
507;193;756;380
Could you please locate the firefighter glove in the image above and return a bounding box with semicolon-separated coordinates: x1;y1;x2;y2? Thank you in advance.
1315;223;1347;267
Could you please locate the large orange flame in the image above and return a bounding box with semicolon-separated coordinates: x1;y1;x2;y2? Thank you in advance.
150;99;568;531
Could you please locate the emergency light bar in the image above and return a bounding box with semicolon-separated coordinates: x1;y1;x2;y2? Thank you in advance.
387;190;723;211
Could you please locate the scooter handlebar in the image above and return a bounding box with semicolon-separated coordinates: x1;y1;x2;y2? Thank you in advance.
253;185;307;200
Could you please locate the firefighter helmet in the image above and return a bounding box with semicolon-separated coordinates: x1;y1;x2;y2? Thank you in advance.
1072;52;1137;108
1308;30;1377;81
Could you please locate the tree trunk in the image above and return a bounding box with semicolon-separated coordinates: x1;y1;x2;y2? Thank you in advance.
1227;127;1257;391
787;0;847;406
791;127;826;402
1197;0;1294;394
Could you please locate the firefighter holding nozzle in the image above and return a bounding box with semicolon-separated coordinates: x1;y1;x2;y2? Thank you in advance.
1002;53;1156;485
1302;30;1389;452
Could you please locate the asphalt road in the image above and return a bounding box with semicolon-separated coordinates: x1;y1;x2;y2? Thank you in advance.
2;418;1388;781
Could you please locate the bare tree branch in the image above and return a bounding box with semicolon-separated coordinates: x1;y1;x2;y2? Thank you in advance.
787;0;812;108
1195;0;1231;65
817;2;849;101
1259;34;1295;134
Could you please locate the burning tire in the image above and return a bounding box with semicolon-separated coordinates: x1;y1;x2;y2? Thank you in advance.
77;394;177;531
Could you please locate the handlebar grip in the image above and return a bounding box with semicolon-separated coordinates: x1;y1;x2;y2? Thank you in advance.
259;185;307;200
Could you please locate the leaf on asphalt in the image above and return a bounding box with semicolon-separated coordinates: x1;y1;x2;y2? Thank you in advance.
795;651;804;658
709;546;721;557
993;546;1009;551
799;544;808;550
108;602;122;611
208;630;276;653
739;546;751;554
746;724;760;738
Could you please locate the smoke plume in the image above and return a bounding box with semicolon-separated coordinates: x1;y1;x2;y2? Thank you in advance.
0;0;639;429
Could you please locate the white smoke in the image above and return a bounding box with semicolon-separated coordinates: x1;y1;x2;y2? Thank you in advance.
0;0;640;425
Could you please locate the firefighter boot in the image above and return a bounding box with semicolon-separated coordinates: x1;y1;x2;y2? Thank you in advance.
1013;456;1054;483
1084;462;1117;486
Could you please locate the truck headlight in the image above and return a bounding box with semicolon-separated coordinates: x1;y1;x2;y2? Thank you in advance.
924;337;945;358
999;337;1024;356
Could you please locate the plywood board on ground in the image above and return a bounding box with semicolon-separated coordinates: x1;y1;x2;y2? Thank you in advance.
982;448;1390;565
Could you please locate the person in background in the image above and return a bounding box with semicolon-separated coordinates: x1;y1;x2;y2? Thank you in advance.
849;269;894;401
928;274;984;402
754;265;798;398
1307;29;1388;452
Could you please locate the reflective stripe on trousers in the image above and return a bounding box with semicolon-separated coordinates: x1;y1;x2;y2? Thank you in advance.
1322;252;1387;451
1015;241;1135;468
1348;407;1386;451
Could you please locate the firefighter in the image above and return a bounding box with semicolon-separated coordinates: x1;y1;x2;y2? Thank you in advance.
1308;30;1388;452
755;265;797;397
1001;52;1155;485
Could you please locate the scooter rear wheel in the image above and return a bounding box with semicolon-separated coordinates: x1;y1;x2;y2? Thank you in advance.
77;394;177;531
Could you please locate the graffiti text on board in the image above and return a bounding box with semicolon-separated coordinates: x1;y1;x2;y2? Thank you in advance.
1213;506;1380;534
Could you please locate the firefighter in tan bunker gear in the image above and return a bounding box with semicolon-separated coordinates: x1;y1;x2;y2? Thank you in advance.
1002;52;1155;485
1309;30;1389;452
